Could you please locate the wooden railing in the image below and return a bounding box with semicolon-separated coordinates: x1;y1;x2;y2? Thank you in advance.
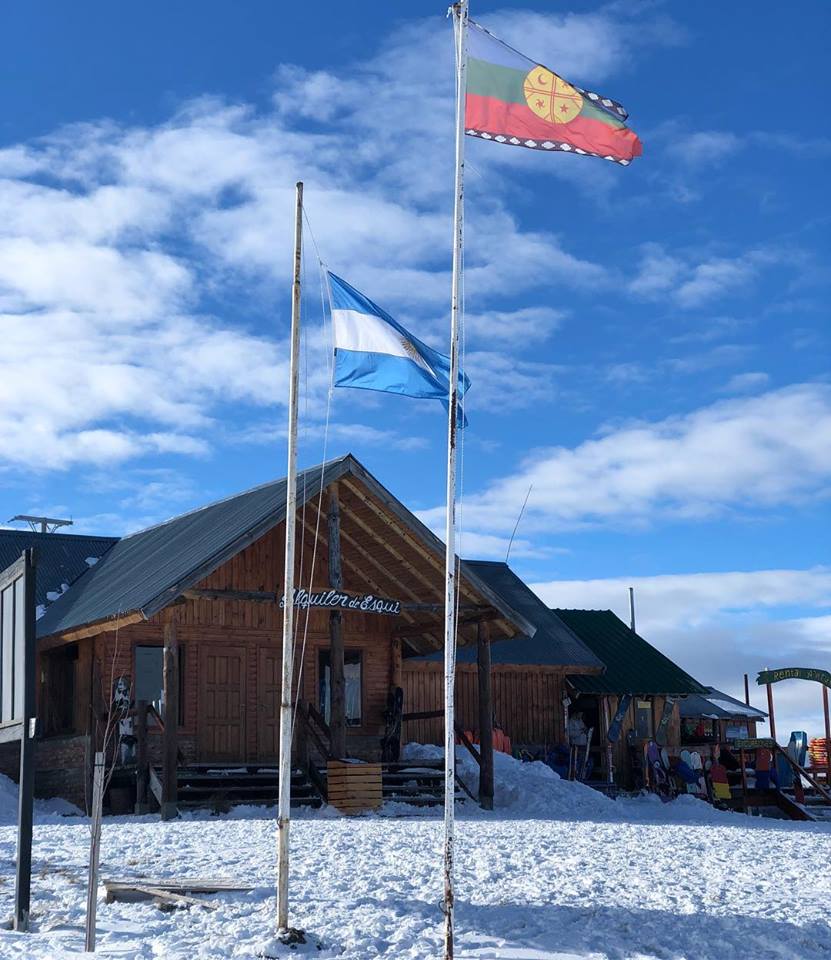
401;710;482;768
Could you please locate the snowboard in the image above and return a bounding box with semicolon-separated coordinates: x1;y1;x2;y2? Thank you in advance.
607;694;633;743
655;696;677;747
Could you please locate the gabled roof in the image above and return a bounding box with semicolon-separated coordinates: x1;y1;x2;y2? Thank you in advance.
36;455;533;643
0;530;118;611
680;686;767;721
555;608;708;696
416;561;604;670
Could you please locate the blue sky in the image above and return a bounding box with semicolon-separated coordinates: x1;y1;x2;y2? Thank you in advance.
1;1;829;736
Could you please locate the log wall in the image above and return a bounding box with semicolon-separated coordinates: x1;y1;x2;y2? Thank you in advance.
402;660;568;748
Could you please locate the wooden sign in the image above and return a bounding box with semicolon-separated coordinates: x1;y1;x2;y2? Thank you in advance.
757;668;831;689
280;588;400;616
733;738;775;750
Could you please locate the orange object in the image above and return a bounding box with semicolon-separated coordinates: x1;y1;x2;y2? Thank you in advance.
756;749;771;772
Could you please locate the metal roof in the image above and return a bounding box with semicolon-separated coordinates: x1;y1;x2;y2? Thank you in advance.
0;530;118;611
556;609;708;696
36;455;534;642
679;686;767;721
416;562;604;669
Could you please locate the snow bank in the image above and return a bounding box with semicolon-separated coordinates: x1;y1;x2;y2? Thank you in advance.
0;771;81;824
402;742;737;824
402;742;616;820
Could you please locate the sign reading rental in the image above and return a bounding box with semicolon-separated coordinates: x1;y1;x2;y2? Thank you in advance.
280;588;401;616
757;668;831;689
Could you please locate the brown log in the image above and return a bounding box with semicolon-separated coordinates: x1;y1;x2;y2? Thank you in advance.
181;588;277;603
134;700;149;814
328;486;346;759
477;620;494;810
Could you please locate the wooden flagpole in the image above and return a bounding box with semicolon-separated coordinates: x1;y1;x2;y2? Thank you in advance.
276;180;303;936
444;4;468;958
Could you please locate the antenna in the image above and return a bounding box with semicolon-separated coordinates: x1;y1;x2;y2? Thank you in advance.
505;484;533;564
9;515;73;535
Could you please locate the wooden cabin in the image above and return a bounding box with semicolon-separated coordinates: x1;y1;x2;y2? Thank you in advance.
0;455;597;810
0;454;711;809
554;609;709;787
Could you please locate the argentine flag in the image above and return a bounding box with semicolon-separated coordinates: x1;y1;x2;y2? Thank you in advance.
329;272;470;412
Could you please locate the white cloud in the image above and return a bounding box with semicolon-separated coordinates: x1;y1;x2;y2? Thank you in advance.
629;244;784;309
720;371;770;394
665;131;743;166
423;384;831;533
6;6;669;472
530;568;831;741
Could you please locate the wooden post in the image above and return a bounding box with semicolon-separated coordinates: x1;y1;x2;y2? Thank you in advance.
14;548;37;932
134;700;149;814
739;747;749;815
161;620;178;821
328;485;346;759
477;620;494;810
823;685;831;786
85;750;105;952
390;637;403;692
765;669;776;743
603;698;614;786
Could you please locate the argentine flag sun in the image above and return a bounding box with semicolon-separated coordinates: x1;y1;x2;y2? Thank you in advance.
329;272;470;407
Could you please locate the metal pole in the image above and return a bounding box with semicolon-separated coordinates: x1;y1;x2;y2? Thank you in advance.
744;673;750;706
276;180;303;935
823;685;831;787
628;587;636;632
444;5;467;957
765;667;776;743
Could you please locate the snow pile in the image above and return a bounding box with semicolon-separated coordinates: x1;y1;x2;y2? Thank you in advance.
0;771;81;824
402;741;617;819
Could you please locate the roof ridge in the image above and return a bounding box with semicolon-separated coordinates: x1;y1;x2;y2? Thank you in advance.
119;454;352;542
0;529;119;542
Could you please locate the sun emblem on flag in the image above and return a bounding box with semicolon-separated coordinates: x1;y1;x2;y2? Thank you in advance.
400;336;436;377
523;67;583;124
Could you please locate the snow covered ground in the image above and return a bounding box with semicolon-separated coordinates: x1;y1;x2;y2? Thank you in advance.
0;746;829;959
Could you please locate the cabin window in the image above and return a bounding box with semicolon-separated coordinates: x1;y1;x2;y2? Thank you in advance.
634;699;653;740
682;717;716;743
318;650;362;727
134;645;185;725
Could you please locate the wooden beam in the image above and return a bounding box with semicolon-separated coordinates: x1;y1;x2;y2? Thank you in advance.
390;637;403;691
298;515;423;631
330;491;445;603
328;485;346;759
477;620;494;810
161;618;178;821
181;588;277;603
134;701;150;814
39;611;145;649
306;498;428;607
341;476;482;600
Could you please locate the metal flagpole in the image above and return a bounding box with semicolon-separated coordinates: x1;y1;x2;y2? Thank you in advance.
444;4;467;958
277;180;304;936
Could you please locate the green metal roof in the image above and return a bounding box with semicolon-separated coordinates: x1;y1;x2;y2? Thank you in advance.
554;608;708;696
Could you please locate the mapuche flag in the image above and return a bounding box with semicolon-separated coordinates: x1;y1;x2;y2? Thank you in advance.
465;20;642;165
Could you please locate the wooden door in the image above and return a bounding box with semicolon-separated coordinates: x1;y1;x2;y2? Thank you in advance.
199;646;247;761
256;645;281;761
